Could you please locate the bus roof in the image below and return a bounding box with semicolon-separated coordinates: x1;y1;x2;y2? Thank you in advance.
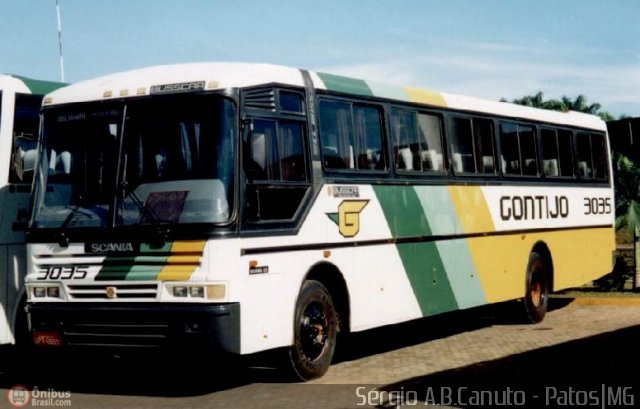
0;74;66;95
42;62;606;131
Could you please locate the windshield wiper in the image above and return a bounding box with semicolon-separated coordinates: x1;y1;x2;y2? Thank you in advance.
118;158;169;246
56;201;82;247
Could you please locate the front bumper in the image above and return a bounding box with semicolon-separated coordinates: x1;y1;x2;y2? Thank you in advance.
26;302;240;354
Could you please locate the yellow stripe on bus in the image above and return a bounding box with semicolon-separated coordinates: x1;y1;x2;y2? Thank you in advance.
404;87;448;108
447;186;501;300
171;240;206;253
156;265;198;281
447;186;495;234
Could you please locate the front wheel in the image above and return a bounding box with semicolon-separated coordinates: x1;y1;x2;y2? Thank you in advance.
288;280;338;381
523;252;550;323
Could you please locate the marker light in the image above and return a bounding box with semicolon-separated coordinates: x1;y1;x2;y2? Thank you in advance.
206;284;226;300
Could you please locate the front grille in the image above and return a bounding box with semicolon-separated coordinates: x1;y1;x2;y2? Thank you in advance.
64;322;170;348
66;283;159;300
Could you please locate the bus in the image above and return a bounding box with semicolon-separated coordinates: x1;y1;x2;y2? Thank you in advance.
0;74;65;346
24;62;615;380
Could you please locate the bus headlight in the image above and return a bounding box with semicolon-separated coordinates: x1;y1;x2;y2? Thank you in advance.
173;286;188;297
189;286;204;298
30;285;63;300
166;283;226;300
47;286;60;298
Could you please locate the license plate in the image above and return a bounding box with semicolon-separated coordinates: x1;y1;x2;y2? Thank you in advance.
32;332;63;347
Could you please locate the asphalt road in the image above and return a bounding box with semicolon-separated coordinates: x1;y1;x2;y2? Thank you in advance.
1;298;639;408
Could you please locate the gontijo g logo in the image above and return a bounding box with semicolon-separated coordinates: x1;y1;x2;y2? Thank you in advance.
327;200;369;238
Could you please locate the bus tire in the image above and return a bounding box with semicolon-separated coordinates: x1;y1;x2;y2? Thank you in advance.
288;280;338;381
523;252;550;324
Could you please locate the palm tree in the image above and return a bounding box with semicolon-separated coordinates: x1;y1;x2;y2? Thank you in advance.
612;152;640;290
560;95;601;115
511;91;545;108
506;92;616;121
614;153;640;235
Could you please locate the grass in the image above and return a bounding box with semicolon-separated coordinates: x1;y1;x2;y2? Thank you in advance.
554;283;640;298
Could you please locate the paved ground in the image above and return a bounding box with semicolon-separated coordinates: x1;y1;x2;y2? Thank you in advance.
0;298;638;408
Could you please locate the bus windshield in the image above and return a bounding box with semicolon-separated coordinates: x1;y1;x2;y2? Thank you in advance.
33;94;235;228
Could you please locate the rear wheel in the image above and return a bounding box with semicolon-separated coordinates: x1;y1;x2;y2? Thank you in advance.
288;280;338;381
523;252;550;323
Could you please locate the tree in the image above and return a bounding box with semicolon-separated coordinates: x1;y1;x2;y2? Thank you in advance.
504;92;618;121
614;153;640;232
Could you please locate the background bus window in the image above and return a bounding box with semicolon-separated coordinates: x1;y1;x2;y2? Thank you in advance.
500;122;538;176
541;128;575;178
319;100;385;171
9;93;42;184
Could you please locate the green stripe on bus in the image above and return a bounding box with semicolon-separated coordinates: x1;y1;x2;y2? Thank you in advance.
374;185;458;315
124;265;165;281
94;257;136;281
141;242;172;252
12;75;66;94
94;242;172;281
317;72;374;96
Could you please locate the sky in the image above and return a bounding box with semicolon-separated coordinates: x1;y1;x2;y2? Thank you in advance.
1;0;639;118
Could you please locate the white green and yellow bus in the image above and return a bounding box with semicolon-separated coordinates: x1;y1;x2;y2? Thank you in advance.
25;62;614;380
0;74;65;346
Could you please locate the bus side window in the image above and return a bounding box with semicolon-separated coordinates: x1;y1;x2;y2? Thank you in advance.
500;122;538;176
451;117;496;175
354;105;385;170
591;133;607;180
576;133;592;178
391;109;445;174
576;132;608;180
450;117;474;173
417;113;445;172
319;99;386;171
541;128;575;178
319;100;354;170
519;125;538;176
244;117;309;221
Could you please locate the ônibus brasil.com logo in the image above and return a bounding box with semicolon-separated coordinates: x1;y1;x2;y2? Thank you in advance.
6;385;30;408
7;385;72;407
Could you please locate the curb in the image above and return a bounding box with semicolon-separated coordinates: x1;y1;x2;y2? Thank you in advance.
569;297;640;306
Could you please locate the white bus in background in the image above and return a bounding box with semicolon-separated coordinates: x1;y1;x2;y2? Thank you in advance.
0;74;66;346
